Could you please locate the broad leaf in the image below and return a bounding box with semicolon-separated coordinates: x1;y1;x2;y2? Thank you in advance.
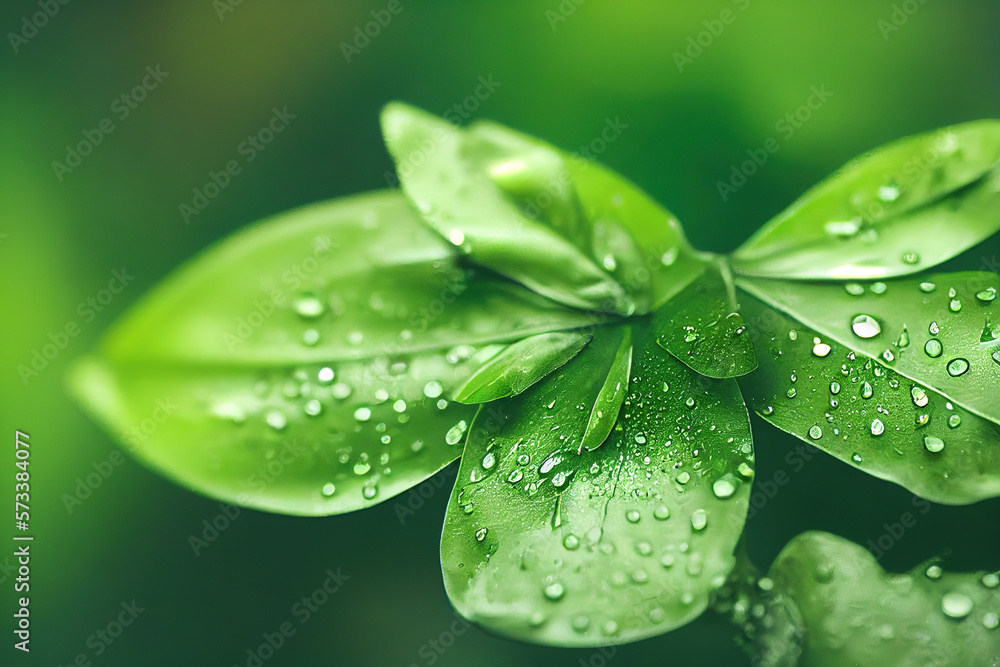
739;294;1000;504
69;191;599;515
578;327;632;453
381;103;632;315
454;331;592;404
739;273;1000;424
732;120;1000;280
654;259;757;378
441;323;754;646
756;531;1000;666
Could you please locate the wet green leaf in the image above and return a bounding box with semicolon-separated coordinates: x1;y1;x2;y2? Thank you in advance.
578;327;632;453
454;331;592;404
68;191;598;515
441;324;754;646
739;294;1000;504
739;272;1000;425
381;103;633;315
759;531;1000;667
654;259;757;378
733;121;1000;280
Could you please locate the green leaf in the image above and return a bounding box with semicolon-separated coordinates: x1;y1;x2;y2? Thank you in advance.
732;120;1000;280
654;258;757;378
381;102;633;315
739;293;1000;504
578;327;632;453
440;324;754;646
758;531;1000;667
454;331;592;404
739;272;1000;424
68;191;599;516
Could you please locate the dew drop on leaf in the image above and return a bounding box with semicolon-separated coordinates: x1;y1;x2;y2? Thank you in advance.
861;382;874;399
691;509;708;531
941;592;973;619
946;358;970;377
924;436;945;453
293;293;325;318
422;380;444;399
321;483;336;497
653;505;671;520
871;418;885;436
543;582;565;601
712;476;737;498
265;410;287;430
950;298;962;313
976;287;998;303
845;283;865;296
871;282;888;295
808;425;823;440
812;342;832;357
625;509;641;523
924;338;943;358
926;565;943;580
851;314;881;338
948;414;962;429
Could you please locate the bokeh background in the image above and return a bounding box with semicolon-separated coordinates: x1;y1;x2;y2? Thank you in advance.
3;1;1000;665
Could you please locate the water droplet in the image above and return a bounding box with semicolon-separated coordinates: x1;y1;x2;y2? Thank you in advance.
448;229;465;246
293;293;325;318
691;509;708;531
976;287;997;303
901;252;920;265
677;472;691;484
941;592;973;619
661;248;678;266
851;453;863;463
602;620;620;636
948;414;962;429
946;358;969;377
571;615;590;633
786;388;797;399
983;612;1000;630
871;282;888;295
924;338;943;358
813;342;832;357
845;283;865;296
321;482;336;497
926;565;943;580
304;399;322;416
788;329;799;340
353;407;371;422
542;581;565;601
626;509;641;523
895;327;910;348
265;410;287;430
993;349;1000;367
445;420;468;445
475;527;488;542
949;298;962;312
362;484;378;500
881;348;895;363
507;469;523;484
870;418;885;436
421;380;444;399
911;386;929;408
685;397;696;409
982;573;1000;588
851;314;882;338
808;425;823;440
861;382;874;399
482;452;496;470
302;329;320;346
634;433;647;445
924;436;945;453
919;282;937;293
653;505;671;520
552;471;569;487
563;534;580;550
713;475;737;499
517;453;530;466
878;182;901;202
761;405;774;416
353;459;371;475
316;367;335;385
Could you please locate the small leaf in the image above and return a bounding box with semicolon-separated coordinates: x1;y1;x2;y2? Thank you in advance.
578;327;632;453
654;259;757;378
453;331;592;404
739;294;1000;504
739;272;1000;424
733;120;1000;280
759;531;1000;666
381;103;633;315
69;192;599;515
441;324;754;646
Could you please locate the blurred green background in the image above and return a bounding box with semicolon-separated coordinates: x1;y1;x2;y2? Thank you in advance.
2;1;999;665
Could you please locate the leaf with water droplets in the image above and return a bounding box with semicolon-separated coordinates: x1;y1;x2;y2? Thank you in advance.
68;192;600;515
739;295;1000;504
756;531;1000;666
578;327;632;453
441;323;754;646
732;120;1000;280
739;272;1000;425
653;259;757;378
453;332;592;404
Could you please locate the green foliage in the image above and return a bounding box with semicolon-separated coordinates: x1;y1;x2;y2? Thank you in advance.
69;104;1000;660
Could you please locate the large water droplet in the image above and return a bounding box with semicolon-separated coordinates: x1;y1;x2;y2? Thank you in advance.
919;281;937;293
941;592;973;619
265;410;288;430
910;386;929;408
808;425;823;440
878;182;901;202
949;298;962;313
653;505;671;520
691;509;708;531
924;436;945;453
861;382;874;399
626;509;641;523
712;475;737;499
812;342;832;357
851;315;882;338
321;482;336;497
871;418;885;436
475;526;489;542
845;283;865;296
924;339;943;358
976;287;997;303
293;293;325;319
946;358;970;377
445;420;468;445
543;582;565;601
